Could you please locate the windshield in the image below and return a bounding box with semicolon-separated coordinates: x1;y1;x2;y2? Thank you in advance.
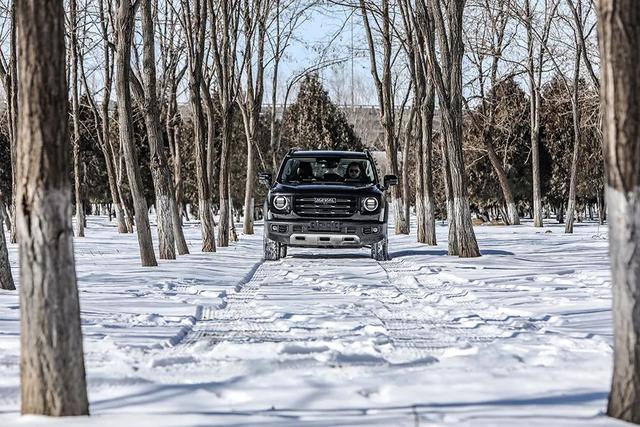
278;157;377;185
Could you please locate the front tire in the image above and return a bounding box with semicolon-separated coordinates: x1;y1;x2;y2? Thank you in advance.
278;243;288;258
371;236;390;261
263;231;280;261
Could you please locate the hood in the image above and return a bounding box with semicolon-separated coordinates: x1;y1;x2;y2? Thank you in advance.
272;182;383;196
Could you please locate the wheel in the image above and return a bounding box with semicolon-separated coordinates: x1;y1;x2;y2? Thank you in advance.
371;236;390;261
278;243;288;258
263;230;280;261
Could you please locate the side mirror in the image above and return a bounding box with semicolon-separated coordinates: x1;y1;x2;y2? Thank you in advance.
258;172;273;187
383;174;398;190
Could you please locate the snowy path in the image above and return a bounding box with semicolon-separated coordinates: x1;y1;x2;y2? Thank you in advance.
0;217;623;426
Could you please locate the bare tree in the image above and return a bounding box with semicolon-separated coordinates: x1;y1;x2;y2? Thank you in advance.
518;0;559;227
419;0;480;257
359;0;409;235
0;212;14;290
69;0;85;237
0;0;19;243
599;0;640;422
209;0;243;247
398;0;436;244
465;0;520;226
132;0;177;259
564;38;582;233
79;0;129;234
114;0;157;266
157;1;190;254
266;0;315;171
16;0;88;414
181;0;217;252
238;0;269;235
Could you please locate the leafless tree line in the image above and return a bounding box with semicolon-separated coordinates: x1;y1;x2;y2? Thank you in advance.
2;0;640;424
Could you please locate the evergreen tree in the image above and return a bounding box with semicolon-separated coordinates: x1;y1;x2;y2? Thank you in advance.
281;74;363;151
464;78;531;219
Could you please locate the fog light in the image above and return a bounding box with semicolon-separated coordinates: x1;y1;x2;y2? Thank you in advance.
271;224;278;232
372;226;379;233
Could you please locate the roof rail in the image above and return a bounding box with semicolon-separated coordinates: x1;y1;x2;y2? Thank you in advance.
287;148;299;155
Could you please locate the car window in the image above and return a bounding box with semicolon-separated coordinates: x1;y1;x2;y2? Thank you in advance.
279;157;376;185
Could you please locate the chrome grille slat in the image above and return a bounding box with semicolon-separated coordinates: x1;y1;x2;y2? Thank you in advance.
293;195;357;217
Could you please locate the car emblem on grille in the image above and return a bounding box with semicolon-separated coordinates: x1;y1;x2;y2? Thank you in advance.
314;197;336;204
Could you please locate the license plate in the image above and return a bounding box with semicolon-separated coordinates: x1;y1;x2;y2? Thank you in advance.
309;221;341;232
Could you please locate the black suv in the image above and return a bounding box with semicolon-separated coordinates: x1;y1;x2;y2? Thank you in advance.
259;149;398;261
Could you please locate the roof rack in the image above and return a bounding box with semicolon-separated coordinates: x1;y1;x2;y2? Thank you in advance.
287;148;299;156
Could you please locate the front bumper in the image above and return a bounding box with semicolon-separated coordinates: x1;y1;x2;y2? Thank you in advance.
265;219;386;247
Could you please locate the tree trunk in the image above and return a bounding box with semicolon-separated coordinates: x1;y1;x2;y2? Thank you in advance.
229;172;238;242
217;108;232;247
565;44;583;234
525;0;544;228
415;107;426;243
115;0;157;266
9;0;18;244
189;76;216;252
484;135;519;225
166;102;189;255
441;137;458;255
421;81;436;245
140;0;176;259
69;0;84;238
16;0;89;413
442;1;480;258
0;211;14;290
401;114;411;235
95;0;127;234
442;112;480;257
242;113;256;235
599;0;640;421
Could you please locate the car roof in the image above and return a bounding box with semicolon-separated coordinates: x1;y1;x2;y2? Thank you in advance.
288;150;369;159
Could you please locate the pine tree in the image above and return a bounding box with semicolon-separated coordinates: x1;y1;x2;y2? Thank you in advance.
281;74;363;151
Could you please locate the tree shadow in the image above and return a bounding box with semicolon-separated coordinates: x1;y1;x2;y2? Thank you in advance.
389;249;515;258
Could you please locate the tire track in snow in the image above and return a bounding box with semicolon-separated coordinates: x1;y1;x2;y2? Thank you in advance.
158;259;267;351
179;261;269;348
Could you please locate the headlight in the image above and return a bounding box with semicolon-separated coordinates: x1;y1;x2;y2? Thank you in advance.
363;197;379;212
272;195;289;210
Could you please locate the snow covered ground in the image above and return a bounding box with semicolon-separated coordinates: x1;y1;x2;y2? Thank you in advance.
0;216;624;426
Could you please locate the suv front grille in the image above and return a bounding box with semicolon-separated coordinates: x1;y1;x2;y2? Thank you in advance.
293;195;357;217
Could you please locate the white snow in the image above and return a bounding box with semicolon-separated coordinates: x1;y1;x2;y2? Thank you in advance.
0;216;625;426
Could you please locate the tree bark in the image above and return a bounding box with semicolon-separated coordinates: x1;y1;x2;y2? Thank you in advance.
565;43;583;234
9;0;18;244
96;0;127;234
421;0;479;257
217;109;232;247
420;87;437;245
401;108;412;235
0;211;14;290
415;107;426;243
599;0;640;422
166;83;189;255
359;0;408;235
115;0;157;266
484;132;519;225
140;0;176;259
182;0;216;252
69;0;84;238
441;136;458;255
16;0;89;414
524;0;548;228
